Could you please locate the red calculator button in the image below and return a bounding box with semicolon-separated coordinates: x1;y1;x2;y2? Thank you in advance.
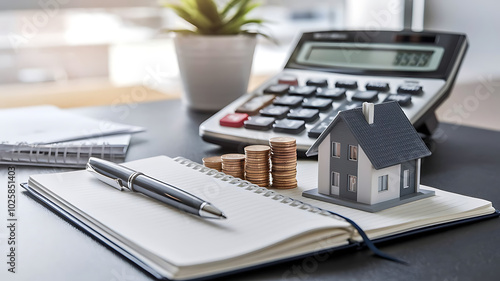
220;113;249;128
278;75;299;86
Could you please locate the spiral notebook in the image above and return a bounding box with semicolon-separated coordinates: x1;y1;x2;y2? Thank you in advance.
0;134;130;168
22;156;497;280
0;105;145;167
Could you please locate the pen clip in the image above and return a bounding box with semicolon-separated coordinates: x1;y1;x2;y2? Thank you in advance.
86;163;130;191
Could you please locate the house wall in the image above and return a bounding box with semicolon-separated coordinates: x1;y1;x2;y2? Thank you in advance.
357;146;402;205
415;158;421;192
317;133;331;195
356;145;373;204
329;119;358;201
400;159;417;197
369;164;401;205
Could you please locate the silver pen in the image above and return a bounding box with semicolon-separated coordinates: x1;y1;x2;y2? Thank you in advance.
86;157;226;219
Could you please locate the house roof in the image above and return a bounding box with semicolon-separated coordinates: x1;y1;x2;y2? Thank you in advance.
306;101;431;169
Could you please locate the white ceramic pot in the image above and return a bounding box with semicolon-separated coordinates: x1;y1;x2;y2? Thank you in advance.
174;34;257;111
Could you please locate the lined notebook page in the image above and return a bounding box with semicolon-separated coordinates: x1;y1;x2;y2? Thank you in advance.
278;160;494;238
29;156;351;267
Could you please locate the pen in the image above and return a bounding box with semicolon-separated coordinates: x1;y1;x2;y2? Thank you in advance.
86;157;227;219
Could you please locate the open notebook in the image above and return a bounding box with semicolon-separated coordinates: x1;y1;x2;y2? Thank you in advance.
23;156;497;280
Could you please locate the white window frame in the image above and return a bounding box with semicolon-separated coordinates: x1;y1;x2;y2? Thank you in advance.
348;175;357;192
331;171;340;194
332;142;340;158
348;145;358;161
378;175;388;192
403;169;410;188
331;171;340;188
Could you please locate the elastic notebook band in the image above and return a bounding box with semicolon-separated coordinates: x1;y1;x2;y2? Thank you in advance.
327;210;408;265
173;157;407;265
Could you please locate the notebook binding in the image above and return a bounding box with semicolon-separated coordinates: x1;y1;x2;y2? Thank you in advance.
173;156;338;218
0;142;122;168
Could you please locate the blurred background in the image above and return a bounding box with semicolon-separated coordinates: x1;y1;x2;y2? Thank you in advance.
0;0;498;130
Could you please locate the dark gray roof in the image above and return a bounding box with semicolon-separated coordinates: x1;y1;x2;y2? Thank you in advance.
306;102;431;169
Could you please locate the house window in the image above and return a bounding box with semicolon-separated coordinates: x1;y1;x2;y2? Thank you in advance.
403;170;410;188
332;142;340;158
349;145;358;161
331;171;340;188
378;175;388;192
348;175;357;192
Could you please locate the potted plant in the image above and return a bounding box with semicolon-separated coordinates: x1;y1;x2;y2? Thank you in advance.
164;0;268;111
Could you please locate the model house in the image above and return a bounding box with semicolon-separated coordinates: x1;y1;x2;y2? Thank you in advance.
303;102;434;212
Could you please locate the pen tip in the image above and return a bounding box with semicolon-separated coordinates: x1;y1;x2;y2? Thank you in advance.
199;203;227;219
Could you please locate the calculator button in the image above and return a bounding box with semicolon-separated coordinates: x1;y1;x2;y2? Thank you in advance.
315;88;346;100
308;115;336;138
219;113;249;128
263;84;290;95
338;101;363;111
397;84;423;95
273;95;303;108
384;94;412;106
306;78;328;87
287;108;319;123
259;105;290;119
273;119;306;134
365;82;390;92
335;80;358;89
288;86;317;97
301;98;333;111
307;101;363;138
278;75;299;86
244;116;275;131
351;90;379;102
236;95;275;115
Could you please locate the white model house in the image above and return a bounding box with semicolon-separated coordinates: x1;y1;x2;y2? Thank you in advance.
303;102;434;212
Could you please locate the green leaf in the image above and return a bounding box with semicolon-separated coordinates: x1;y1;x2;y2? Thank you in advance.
162;0;274;41
221;0;241;18
195;0;221;26
243;30;279;45
180;0;197;10
224;2;260;27
165;3;212;33
220;18;263;34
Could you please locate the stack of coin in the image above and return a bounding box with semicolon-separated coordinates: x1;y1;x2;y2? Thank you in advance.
269;137;297;189
221;154;245;179
244;145;271;187
202;156;222;172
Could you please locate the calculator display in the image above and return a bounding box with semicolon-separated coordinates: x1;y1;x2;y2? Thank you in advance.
296;42;444;72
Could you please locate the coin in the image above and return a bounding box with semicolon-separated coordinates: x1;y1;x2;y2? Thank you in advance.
221;153;245;178
221;154;246;161
202;156;222;171
269;137;296;144
244;145;271;187
269;137;297;189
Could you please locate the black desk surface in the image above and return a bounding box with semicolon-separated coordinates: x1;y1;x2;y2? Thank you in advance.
4;100;500;281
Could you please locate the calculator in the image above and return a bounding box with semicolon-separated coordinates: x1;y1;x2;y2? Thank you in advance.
200;30;468;153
